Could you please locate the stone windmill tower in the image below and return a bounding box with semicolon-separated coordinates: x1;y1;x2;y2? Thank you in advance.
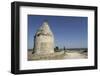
33;20;54;55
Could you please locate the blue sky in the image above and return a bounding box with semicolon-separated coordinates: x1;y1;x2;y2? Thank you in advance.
28;15;88;49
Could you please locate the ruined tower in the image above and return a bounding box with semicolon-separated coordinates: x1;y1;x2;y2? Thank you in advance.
33;21;54;55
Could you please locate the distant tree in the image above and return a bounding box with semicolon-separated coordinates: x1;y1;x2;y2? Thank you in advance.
54;46;59;52
63;46;66;50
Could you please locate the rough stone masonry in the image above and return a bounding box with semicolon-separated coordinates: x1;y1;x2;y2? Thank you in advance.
33;21;54;55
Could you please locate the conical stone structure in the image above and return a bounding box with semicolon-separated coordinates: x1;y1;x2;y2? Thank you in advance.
33;21;54;55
